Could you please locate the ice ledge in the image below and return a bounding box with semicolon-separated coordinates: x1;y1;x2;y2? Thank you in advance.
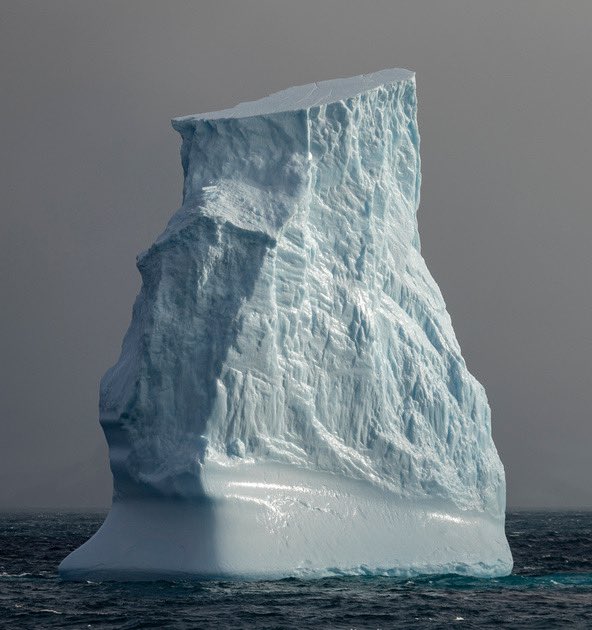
59;462;512;581
172;67;414;125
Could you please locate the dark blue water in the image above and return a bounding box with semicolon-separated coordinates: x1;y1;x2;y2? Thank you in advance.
0;511;591;629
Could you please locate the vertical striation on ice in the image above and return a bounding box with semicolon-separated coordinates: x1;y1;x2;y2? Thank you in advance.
60;68;512;580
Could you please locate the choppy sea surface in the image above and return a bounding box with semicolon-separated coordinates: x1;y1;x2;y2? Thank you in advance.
0;511;591;629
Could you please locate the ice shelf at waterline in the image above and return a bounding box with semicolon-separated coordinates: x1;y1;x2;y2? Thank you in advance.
60;68;512;580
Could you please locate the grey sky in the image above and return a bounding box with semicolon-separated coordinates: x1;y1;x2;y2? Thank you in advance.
1;0;590;508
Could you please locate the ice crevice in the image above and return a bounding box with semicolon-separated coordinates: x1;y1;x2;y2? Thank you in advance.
59;68;512;580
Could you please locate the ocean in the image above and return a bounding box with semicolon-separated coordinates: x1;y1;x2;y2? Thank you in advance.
0;510;591;629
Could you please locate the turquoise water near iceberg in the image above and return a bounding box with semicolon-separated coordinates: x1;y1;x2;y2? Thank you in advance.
1;511;591;628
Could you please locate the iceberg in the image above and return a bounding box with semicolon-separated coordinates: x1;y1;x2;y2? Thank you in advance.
59;68;512;580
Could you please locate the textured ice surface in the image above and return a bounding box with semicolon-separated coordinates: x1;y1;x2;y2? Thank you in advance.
60;68;512;580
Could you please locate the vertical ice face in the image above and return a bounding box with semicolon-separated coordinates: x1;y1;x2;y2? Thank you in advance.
61;69;512;580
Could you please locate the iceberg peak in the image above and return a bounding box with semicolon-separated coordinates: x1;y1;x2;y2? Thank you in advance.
172;67;415;124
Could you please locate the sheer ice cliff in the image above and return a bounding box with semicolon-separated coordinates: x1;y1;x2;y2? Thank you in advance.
60;68;512;580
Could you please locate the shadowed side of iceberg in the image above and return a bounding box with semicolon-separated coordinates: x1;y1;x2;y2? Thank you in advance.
98;215;280;501
95;107;310;502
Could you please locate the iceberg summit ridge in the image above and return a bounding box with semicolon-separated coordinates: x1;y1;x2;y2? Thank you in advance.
173;68;415;122
60;68;512;580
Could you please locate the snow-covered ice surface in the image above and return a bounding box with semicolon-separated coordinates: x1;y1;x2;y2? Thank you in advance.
60;68;512;580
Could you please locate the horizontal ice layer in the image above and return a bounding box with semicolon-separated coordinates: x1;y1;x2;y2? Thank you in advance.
60;68;512;580
59;463;509;580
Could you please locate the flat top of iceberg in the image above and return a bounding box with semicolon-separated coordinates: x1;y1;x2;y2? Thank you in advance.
173;67;414;124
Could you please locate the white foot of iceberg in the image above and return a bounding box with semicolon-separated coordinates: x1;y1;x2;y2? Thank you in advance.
60;68;512;580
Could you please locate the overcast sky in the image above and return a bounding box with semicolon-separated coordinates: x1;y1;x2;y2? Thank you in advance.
1;0;591;508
